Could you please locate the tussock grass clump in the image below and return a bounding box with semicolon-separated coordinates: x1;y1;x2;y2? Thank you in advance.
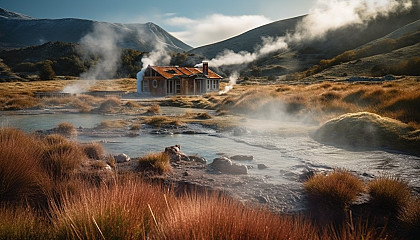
2;96;38;110
146;104;161;115
41;139;86;180
0;128;45;203
367;176;411;214
195;112;212;119
69;98;92;112
97;97;121;112
130;123;142;130
82;142;104;160
304;169;364;210
51;180;171;239
54;122;76;136
97;119;128;129
125;100;142;108
136;152;171;174
144;116;170;127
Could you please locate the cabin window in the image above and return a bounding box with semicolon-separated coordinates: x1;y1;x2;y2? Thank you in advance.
152;79;158;88
207;80;210;90
212;80;218;90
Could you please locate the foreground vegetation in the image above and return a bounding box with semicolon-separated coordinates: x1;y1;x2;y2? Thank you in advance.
1;128;419;239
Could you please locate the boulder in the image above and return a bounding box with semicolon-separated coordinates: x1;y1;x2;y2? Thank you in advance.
114;153;130;163
230;155;254;161
211;156;248;174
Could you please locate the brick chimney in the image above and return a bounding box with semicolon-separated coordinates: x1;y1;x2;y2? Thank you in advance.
202;61;209;75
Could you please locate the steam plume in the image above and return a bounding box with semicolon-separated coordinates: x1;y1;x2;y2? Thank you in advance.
63;23;122;93
200;0;414;69
219;71;239;95
137;43;171;93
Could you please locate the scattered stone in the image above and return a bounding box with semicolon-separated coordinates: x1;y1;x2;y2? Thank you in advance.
231;155;254;161
114;153;130;163
233;127;249;136
211;156;248;175
150;129;173;135
164;145;190;162
257;164;269;169
188;155;207;164
183;171;189;176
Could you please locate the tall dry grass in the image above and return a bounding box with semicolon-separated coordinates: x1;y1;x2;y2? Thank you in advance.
51;179;171;240
0;128;46;204
158;193;319;240
0;205;50;239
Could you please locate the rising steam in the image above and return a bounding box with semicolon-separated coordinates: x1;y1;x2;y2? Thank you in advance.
137;43;171;93
201;0;414;69
219;71;239;95
63;23;122;94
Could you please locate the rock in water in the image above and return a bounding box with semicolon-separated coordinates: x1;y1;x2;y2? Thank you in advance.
313;112;420;154
211;156;248;174
114;153;130;163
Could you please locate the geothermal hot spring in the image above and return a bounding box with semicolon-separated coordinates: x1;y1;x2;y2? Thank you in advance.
2;107;420;210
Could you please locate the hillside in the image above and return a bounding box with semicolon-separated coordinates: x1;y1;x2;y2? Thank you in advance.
189;5;419;76
189;16;304;59
0;8;192;52
301;20;420;81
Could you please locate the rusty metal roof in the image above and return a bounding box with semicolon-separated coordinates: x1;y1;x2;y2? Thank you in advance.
150;66;222;79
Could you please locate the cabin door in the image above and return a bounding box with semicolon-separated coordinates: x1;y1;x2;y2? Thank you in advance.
167;80;174;95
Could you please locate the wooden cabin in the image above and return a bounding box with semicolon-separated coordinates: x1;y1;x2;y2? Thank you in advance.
140;62;222;96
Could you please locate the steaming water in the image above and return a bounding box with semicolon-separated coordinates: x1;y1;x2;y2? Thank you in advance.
2;111;420;205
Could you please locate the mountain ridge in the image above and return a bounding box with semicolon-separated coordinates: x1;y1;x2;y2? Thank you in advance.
0;8;192;52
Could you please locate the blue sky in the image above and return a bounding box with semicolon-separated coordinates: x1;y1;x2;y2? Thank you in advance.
1;0;315;46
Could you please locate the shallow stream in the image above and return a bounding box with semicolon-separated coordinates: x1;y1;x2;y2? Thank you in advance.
2;108;419;207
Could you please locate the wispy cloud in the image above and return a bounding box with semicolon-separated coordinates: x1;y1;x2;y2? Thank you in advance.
165;14;272;47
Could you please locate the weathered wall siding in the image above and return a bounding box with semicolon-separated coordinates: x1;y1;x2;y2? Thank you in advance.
144;76;166;96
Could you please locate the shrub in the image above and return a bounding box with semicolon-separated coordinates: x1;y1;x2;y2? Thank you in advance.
367;176;411;214
146;104;161;114
38;60;56;80
82;142;104;160
136;152;171;174
304;169;364;210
